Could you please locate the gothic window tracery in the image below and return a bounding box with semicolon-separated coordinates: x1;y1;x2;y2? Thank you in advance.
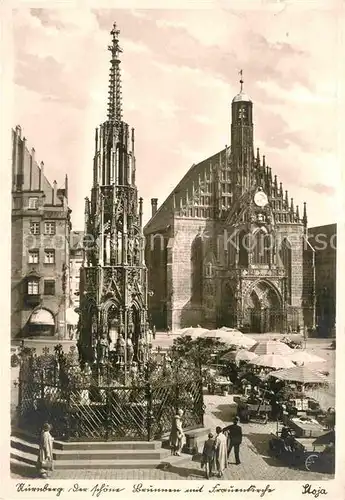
238;230;249;267
191;235;203;304
252;228;271;265
280;237;292;303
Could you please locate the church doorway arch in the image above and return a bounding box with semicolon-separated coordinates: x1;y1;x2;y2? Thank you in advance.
243;281;283;333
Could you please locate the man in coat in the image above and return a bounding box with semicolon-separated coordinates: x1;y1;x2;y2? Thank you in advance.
224;417;242;465
201;432;215;479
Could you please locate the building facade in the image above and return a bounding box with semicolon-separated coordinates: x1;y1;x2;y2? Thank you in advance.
11;126;71;338
145;79;315;333
79;24;149;366
69;230;84;309
309;224;336;337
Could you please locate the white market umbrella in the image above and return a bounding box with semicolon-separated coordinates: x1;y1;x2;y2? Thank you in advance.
249;354;295;370
180;327;209;339
287;350;326;365
267;365;329;385
205;328;256;348
221;349;258;363
65;307;79;326
249;340;292;356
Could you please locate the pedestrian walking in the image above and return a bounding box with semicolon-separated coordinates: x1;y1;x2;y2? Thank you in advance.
37;423;54;478
169;409;185;456
303;325;308;348
224;417;242;465
167;326;171;336
214;426;227;477
201;432;215;479
152;325;156;340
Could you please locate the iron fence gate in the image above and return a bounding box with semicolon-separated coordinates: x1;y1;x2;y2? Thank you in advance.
243;308;285;333
17;361;204;441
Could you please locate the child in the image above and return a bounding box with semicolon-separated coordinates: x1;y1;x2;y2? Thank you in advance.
37;423;54;478
201;433;215;479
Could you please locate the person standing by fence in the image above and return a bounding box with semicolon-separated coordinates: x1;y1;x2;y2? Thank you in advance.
37;423;54;478
169;409;185;456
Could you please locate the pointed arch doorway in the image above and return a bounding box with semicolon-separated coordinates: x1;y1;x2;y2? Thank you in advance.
243;281;283;333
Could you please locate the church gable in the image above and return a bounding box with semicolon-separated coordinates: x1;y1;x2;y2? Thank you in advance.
144;147;232;235
225;169;306;230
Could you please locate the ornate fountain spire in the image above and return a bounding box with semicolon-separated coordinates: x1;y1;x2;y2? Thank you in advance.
107;23;123;123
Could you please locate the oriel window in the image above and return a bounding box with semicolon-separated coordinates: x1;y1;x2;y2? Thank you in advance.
27;279;39;295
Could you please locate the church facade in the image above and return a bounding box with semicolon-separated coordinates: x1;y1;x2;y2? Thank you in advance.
144;79;315;333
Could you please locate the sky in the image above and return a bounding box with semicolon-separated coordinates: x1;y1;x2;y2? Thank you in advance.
10;5;342;229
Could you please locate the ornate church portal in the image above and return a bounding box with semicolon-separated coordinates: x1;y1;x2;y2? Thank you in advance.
242;281;283;333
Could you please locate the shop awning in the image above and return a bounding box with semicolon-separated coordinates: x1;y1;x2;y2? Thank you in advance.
29;308;55;326
66;307;79;326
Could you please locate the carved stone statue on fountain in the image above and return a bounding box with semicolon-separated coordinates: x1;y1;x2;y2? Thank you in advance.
133;240;140;266
126;334;134;365
108;319;118;350
116;333;126;366
130;361;139;380
137;335;146;366
84;362;92;377
90;317;98;365
97;333;109;365
92;339;98;365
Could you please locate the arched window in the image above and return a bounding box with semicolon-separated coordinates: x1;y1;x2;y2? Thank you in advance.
280;238;292;303
191;235;203;304
238;230;249;267
27;307;55;336
252;229;271;265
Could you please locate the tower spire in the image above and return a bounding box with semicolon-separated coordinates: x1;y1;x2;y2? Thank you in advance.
239;69;244;92
107;22;123;123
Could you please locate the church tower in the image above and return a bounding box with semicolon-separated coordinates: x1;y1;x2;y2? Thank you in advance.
79;24;148;371
230;72;254;197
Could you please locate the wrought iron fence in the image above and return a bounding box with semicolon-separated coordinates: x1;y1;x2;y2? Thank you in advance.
16;348;204;442
243;307;285;333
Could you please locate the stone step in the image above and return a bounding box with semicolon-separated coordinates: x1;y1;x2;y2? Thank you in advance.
12;431;161;450
11;437;170;461
55;441;161;451
11;450;184;470
11;450;37;467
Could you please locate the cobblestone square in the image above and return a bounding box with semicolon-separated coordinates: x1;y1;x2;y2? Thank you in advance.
11;336;334;481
